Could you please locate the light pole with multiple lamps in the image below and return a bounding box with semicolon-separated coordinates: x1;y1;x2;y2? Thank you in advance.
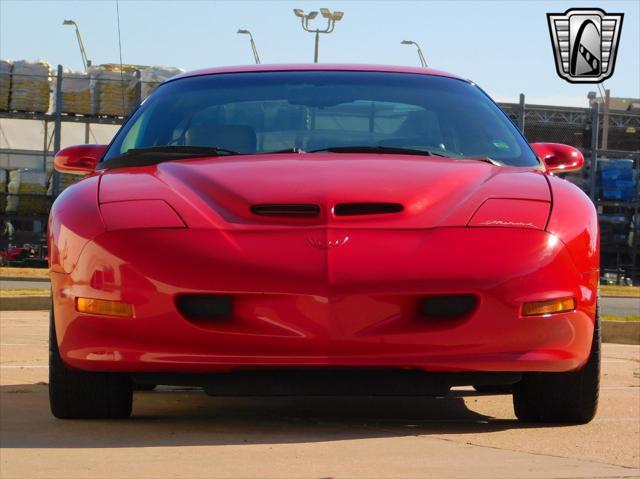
62;19;91;71
62;19;92;144
237;29;261;64
293;8;344;63
401;40;427;67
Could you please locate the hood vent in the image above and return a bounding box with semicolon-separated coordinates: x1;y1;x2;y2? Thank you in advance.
251;204;320;217
334;202;403;216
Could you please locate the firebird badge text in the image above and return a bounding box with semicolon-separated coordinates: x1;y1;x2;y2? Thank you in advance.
547;8;623;83
307;236;350;250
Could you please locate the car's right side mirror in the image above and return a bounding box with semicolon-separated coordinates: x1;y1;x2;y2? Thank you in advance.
54;144;107;175
530;142;584;173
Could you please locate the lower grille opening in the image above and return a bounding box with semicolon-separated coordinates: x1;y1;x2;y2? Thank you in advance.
334;202;403;216
176;295;233;320
421;295;478;320
251;204;320;217
130;370;522;396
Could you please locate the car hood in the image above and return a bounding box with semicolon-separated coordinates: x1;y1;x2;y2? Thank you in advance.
98;154;550;230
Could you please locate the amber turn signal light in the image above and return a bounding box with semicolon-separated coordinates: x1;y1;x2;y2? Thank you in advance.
522;297;575;316
76;297;134;317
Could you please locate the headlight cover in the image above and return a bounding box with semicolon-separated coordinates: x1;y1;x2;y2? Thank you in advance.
467;198;550;230
100;199;186;231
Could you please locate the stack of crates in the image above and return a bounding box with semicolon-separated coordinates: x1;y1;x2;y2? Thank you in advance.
5;169;50;215
60;69;92;115
139;65;184;99
0;60;12;110
598;159;637;202
89;64;139;116
9;60;51;113
598;213;630;246
596;157;640;284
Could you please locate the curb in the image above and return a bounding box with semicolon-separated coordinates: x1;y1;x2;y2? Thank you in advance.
602;320;640;345
0;296;50;311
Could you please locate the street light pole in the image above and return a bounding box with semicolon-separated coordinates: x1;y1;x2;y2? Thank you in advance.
401;40;427;67
62;20;91;71
62;19;92;146
293;8;344;63
237;29;261;64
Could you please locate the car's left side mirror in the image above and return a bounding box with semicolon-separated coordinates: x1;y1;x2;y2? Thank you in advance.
54;144;107;175
530;142;584;173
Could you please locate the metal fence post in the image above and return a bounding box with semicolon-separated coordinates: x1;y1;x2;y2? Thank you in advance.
602;88;610;149
518;93;525;133
51;64;63;198
588;102;600;201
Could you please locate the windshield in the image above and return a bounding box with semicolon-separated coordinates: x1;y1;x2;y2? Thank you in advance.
104;71;539;167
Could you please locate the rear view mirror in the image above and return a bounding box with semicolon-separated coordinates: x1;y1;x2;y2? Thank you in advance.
54;144;107;175
530;143;584;173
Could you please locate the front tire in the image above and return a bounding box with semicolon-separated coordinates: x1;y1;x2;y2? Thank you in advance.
513;317;600;424
49;308;133;419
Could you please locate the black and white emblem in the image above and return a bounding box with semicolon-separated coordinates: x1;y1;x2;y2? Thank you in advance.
547;8;623;83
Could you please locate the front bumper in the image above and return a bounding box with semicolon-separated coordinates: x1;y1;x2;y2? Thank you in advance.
52;227;597;373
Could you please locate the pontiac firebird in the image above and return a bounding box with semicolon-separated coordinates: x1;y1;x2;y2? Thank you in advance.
49;65;599;422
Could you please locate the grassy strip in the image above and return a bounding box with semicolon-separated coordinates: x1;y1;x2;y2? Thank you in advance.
0;289;49;297
602;315;640;322
600;285;640;298
0;267;49;278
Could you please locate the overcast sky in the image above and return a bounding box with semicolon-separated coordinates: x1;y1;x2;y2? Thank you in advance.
1;0;639;107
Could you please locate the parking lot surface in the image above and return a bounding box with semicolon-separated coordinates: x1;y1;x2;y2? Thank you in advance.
1;310;639;479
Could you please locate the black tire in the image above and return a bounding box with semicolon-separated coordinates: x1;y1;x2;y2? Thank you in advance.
473;384;512;394
49;308;133;419
513;316;600;424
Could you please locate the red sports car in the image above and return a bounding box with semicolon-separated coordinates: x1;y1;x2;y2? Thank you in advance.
49;65;599;423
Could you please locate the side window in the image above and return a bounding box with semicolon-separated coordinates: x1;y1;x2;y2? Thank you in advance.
118;107;152;154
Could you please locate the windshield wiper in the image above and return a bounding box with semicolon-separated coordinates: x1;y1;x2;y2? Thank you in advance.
262;147;306;154
458;156;504;166
307;145;446;157
100;146;241;170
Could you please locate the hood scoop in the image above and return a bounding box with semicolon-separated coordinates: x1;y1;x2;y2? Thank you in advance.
334;202;404;216
251;204;320;217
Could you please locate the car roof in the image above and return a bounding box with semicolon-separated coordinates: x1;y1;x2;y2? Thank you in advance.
169;64;467;83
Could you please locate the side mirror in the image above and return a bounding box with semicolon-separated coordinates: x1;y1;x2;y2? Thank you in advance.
54;144;107;175
530;143;584;173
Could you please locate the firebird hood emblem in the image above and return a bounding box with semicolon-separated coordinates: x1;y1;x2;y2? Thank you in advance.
307;236;350;250
479;220;537;228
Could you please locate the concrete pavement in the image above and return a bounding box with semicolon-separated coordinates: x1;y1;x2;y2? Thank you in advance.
0;279;50;290
0;310;638;478
601;296;640;316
